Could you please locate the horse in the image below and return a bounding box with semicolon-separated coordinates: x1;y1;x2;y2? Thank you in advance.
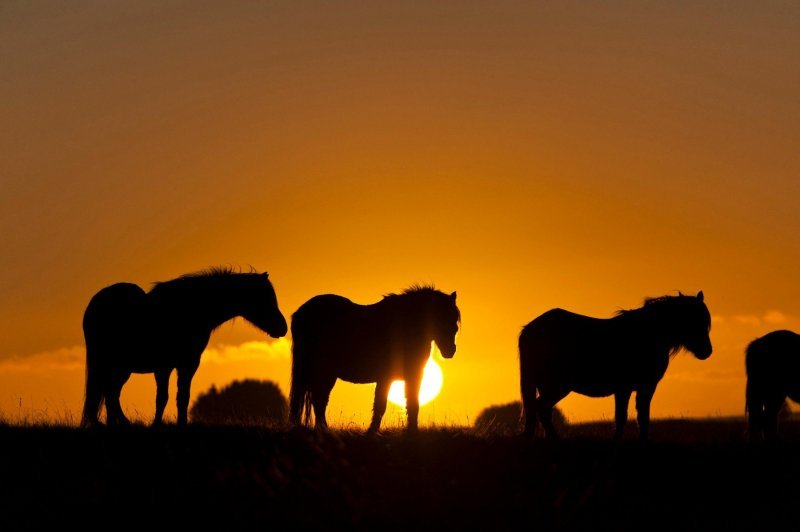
289;285;460;432
745;330;800;441
519;291;712;441
80;267;288;427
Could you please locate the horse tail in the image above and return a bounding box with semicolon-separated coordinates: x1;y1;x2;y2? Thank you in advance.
744;372;756;416
289;347;312;426
81;342;105;427
79;282;144;428
744;337;764;413
744;337;767;436
289;313;313;427
81;303;106;427
518;326;539;435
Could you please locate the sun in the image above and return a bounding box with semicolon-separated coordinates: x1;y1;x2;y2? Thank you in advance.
387;355;444;408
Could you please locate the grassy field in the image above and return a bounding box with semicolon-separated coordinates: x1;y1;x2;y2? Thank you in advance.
1;419;799;530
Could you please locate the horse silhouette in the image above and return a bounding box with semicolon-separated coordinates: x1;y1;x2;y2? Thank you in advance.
745;330;800;441
80;267;288;427
519;291;712;441
289;285;460;432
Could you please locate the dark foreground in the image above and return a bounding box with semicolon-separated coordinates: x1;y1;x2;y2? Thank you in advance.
2;420;800;530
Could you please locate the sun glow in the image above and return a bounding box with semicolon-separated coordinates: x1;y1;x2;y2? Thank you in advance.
387;356;444;408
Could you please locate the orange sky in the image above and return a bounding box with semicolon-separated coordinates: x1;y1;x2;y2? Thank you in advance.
1;1;799;426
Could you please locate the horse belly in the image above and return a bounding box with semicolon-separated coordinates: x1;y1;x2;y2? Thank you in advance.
571;383;617;398
335;358;402;384
331;346;403;385
114;334;189;374
120;350;170;374
540;349;625;398
338;371;376;385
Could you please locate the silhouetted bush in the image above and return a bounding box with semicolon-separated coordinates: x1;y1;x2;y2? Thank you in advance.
780;400;792;421
474;401;567;436
190;379;288;426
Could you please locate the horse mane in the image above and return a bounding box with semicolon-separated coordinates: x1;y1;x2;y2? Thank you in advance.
379;283;433;299
381;284;461;322
615;294;693;317
615;293;710;357
150;266;262;292
402;283;439;296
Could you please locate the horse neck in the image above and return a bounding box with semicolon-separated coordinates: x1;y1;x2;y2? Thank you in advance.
377;296;431;340
634;304;684;352
184;279;248;331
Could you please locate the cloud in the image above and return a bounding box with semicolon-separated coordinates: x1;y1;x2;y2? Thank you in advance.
729;310;791;327
733;315;762;326
0;346;84;372
665;368;742;383
201;338;292;365
763;310;787;324
0;338;292;373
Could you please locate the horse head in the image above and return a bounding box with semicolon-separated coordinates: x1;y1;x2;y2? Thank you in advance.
243;273;288;338
432;290;460;359
676;290;712;360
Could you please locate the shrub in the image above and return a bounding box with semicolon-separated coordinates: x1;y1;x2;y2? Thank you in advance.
190;379;288;426
474;401;567;436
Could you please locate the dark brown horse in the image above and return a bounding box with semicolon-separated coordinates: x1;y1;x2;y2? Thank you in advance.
519;292;712;441
81;268;288;427
746;330;800;441
289;286;460;432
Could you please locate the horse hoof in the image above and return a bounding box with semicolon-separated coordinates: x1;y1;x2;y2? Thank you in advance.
79;416;104;428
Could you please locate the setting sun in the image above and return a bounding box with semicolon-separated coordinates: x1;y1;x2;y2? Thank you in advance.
2;1;799;428
2;2;799;528
387;355;444;408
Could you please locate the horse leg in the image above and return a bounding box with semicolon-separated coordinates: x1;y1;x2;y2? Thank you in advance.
176;365;198;426
521;384;539;437
311;376;336;430
745;378;766;441
404;371;423;432
614;390;632;441
536;388;568;439
747;395;765;442
368;380;390;433
746;380;762;441
763;395;784;442
105;371;131;426
81;350;106;428
635;386;655;442
153;368;172;426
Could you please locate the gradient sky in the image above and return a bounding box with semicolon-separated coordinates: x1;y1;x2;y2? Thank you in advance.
2;1;798;425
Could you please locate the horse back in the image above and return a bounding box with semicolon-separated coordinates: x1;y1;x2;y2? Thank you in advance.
291;294;404;382
83;283;150;368
292;294;358;336
519;308;657;395
84;283;147;333
520;308;608;350
746;330;800;385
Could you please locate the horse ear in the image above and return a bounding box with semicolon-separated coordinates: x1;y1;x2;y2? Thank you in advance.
262;272;269;279
450;291;457;300
697;290;704;302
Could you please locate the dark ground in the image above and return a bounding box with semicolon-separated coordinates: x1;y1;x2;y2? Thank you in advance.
1;419;799;530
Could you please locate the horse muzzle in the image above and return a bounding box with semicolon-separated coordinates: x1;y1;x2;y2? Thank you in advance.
693;345;713;360
440;344;457;359
268;317;289;338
